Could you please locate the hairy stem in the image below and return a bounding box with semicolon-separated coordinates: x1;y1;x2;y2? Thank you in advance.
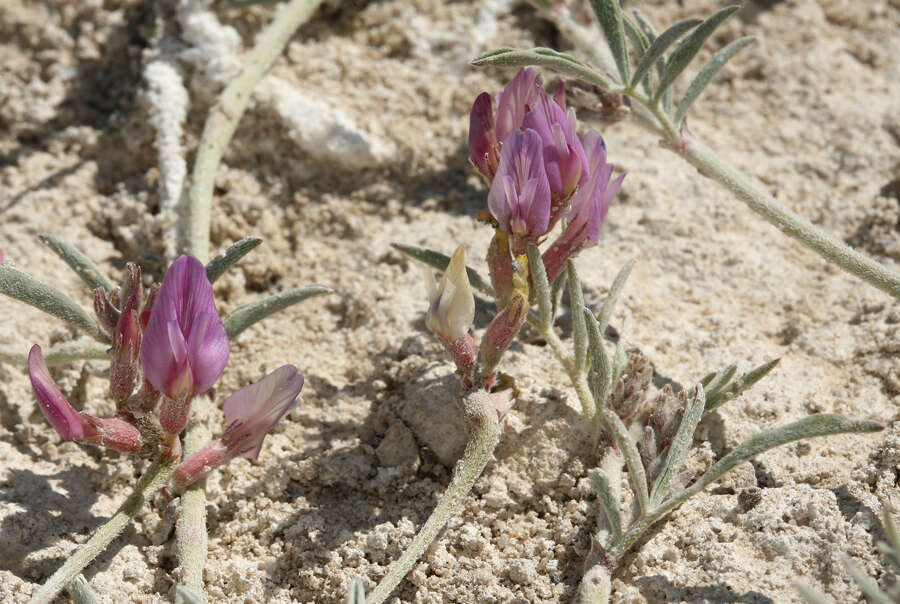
539;11;900;300
175;396;213;603
678;136;900;299
28;461;174;604
366;390;501;604
179;0;325;259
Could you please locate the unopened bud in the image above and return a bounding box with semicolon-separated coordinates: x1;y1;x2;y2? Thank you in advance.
480;293;527;377
93;288;120;335
425;246;475;345
82;415;143;454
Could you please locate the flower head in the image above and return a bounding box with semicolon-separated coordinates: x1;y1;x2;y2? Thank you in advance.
487;129;552;244
139;255;229;401
425;246;476;345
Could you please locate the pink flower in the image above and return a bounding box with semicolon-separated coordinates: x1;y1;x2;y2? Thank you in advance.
521;90;586;202
542;131;625;284
487;129;552;247
468;68;542;182
139;256;229;401
28;345;93;441
172;366;304;491
468;92;499;181
28;345;143;453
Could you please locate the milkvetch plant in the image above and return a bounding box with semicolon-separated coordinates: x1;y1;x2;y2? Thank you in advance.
475;0;900;301
7;249;325;604
367;68;885;604
0;0;333;601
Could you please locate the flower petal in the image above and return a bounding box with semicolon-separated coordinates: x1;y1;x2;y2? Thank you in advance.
140;256;229;398
28;345;93;441
222;365;304;460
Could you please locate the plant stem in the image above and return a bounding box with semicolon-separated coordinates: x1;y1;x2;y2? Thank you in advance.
678;136;900;299
0;339;109;366
175;396;213;604
178;0;325;260
28;460;174;604
366;389;501;604
532;315;599;438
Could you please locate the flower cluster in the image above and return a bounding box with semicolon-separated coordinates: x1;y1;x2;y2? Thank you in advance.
469;68;624;282
27;255;303;489
423;69;624;385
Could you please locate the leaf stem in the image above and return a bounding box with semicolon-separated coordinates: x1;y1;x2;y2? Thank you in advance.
366;389;501;604
605;414;882;565
175;396;213;604
179;0;325;260
27;461;174;604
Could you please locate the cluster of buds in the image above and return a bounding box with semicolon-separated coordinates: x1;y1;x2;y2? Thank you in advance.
422;69;623;404
28;255;303;490
469;67;625;283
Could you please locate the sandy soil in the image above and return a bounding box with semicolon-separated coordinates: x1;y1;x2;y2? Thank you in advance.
1;0;899;602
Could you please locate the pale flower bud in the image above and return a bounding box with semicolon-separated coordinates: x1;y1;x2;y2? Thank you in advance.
425;246;475;344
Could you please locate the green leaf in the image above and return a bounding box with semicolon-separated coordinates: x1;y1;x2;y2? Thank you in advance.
602;407;650;513
391;243;494;297
681;415;882;504
622;16;651;93
654;5;741;104
0;339;109;366
67;575;98;604
550;268;567;325
704;364;737;395
596;259;635;335
223;284;331;340
705;358;779;411
631;18;701;90
622;15;649;54
205;236;263;283
840;555;893;604
881;511;900;571
472;47;617;91
527;244;553;329
794;583;833;604
611;310;630;386
650;384;705;505
175;585;205;604
584;308;613;414
39;235;116;293
589;0;630;84
345;577;366;604
0;265;107;341
567;262;588;373
590;468;622;538
631;10;672;108
674;36;756;125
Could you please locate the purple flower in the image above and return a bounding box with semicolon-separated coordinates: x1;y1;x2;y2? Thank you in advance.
468;68;543;183
488;129;552;246
468;92;499;181
28;345;94;441
542;131;624;284
172;366;304;491
521;91;587;206
140;255;229;401
494;68;541;144
221;365;304;460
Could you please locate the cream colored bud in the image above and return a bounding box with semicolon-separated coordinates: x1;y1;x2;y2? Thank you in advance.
425;246;475;342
